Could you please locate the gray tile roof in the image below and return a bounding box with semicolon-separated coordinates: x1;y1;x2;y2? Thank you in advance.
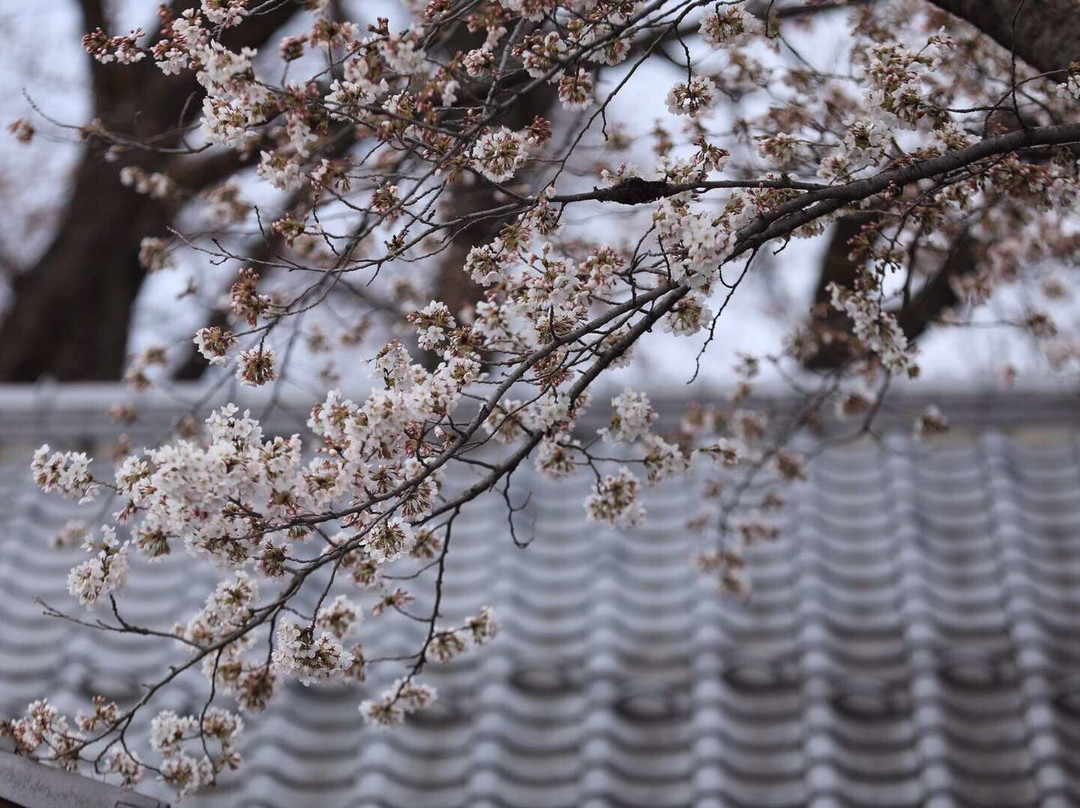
2;388;1080;808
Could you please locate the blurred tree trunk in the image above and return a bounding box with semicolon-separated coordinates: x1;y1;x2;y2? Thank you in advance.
0;157;168;380
429;76;558;361
801;0;1080;371
418;97;556;369
0;0;297;381
801;214;877;371
928;0;1080;75
802;217;976;371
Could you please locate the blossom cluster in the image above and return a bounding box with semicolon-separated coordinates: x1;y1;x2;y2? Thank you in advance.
31;446;98;503
150;707;243;798
272;621;356;686
599;390;656;444
66;526;129;608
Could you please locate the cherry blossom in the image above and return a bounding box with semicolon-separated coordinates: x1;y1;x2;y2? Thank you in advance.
470;127;530;183
31;446;98;503
665;77;718;118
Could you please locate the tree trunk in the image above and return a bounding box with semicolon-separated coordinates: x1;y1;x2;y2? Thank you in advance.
433;75;558;345
0;156;165;380
802;219;976;371
0;0;298;382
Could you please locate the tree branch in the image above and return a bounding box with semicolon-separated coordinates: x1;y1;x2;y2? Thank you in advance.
549;176;825;205
733;121;1080;255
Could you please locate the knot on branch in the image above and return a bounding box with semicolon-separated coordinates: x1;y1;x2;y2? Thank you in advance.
597;177;672;205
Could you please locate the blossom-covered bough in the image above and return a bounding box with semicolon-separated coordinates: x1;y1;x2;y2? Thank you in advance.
5;0;1080;796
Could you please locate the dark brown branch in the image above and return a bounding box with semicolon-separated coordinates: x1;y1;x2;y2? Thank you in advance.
895;233;976;341
550;176;825;205
733;122;1080;255
749;0;877;22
